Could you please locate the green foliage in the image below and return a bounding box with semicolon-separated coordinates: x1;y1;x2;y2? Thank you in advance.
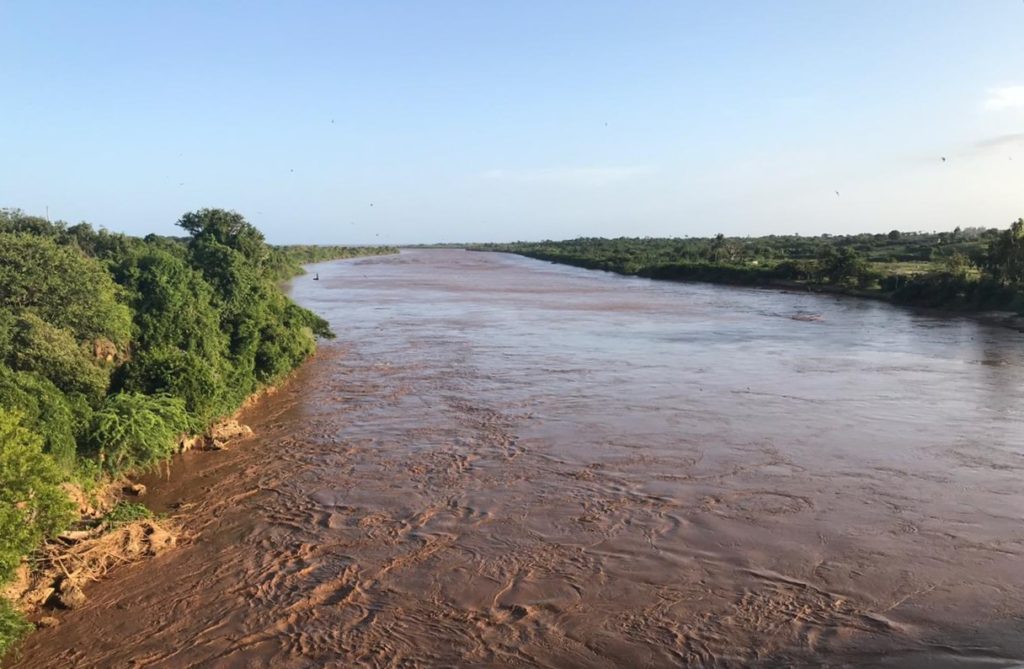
64;223;144;262
71;456;104;492
985;219;1024;285
178;208;268;265
0;232;131;346
0;409;75;583
266;244;398;280
112;248;226;355
103;501;154;527
0;597;32;661
474;220;1022;313
0;368;83;470
109;246;235;422
187;236;263;310
105;209;355;424
0;209;56;238
177;210;340;390
6;313;110;403
88;393;190;472
117;347;228;424
254;318;316;382
816;246;872;287
943;251;973;280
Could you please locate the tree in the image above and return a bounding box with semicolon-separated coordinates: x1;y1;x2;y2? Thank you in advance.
705;233;743;264
178;209;268;265
985;219;1024;285
0;207;360;662
944;251;973;280
817;246;869;287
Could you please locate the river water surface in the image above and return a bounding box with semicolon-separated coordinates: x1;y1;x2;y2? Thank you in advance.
11;249;1024;668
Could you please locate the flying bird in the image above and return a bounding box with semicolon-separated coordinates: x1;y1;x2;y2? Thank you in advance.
834;190;840;197
941;156;946;162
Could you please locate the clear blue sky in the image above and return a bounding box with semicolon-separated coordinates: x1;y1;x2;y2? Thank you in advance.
2;1;1022;244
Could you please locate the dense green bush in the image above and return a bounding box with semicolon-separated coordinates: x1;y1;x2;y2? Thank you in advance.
88;393;191;472
0;596;32;662
6;313;111;403
0;232;131;346
0;409;75;583
112;248;226;356
179;208;268;265
0;369;82;469
116;347;228;424
984;218;1024;285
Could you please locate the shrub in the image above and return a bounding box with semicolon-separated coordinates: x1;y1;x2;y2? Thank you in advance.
6;313;110;404
0;232;131;346
103;502;154;527
112;248;226;357
0;597;32;661
88;393;191;473
117;347;228;424
0;408;75;583
0;369;81;470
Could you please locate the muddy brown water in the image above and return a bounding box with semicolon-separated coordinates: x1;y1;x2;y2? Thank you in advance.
10;249;1024;668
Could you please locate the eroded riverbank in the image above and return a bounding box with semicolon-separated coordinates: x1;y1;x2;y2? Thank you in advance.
9;249;1024;668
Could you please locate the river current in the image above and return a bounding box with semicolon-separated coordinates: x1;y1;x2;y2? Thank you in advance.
10;249;1024;668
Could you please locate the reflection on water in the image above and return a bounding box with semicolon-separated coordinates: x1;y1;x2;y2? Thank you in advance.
11;249;1024;668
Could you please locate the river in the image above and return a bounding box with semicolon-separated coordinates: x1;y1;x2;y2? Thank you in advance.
10;249;1024;668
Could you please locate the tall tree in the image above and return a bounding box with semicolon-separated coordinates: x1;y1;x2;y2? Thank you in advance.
985;219;1024;285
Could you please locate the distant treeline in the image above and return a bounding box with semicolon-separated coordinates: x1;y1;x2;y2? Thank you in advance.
472;222;1024;315
0;208;393;654
268;243;398;280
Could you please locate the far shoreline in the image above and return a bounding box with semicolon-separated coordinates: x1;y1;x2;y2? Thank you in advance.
470;248;1024;333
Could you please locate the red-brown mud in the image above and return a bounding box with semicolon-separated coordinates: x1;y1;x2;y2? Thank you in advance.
9;249;1024;668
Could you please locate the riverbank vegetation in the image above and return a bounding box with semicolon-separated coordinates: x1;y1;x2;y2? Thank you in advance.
0;207;393;656
267;243;397;280
474;221;1024;316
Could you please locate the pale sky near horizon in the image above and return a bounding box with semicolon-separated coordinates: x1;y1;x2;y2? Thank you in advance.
2;1;1023;245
